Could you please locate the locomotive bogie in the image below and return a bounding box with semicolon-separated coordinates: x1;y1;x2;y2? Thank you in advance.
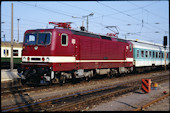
118;67;133;74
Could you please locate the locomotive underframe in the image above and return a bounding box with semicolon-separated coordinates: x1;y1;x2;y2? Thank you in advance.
18;62;134;85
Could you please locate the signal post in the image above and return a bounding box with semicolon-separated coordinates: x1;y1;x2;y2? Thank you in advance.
163;36;167;71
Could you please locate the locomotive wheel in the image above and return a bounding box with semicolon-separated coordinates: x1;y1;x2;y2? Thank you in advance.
71;72;77;84
59;76;65;86
107;72;113;79
21;79;26;85
85;76;90;82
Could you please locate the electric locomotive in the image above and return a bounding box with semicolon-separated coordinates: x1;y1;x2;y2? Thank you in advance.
18;22;134;85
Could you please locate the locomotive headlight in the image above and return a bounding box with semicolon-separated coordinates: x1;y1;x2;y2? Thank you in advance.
27;57;30;61
22;57;26;61
46;57;50;62
42;57;45;61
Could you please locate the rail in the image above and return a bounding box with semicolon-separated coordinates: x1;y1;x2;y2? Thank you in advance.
134;93;170;111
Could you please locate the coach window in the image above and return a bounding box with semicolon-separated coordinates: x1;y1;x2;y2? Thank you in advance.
13;50;18;56
156;52;158;58
153;51;155;58
61;34;68;46
159;52;161;58
145;51;148;58
6;49;9;56
137;50;139;58
141;50;144;58
3;49;6;56
162;52;163;58
149;51;151;58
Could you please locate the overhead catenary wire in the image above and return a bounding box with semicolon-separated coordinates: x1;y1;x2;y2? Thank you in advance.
15;1;168;33
97;1;168;34
18;1;74;18
128;1;168;20
127;1;168;32
2;14;47;25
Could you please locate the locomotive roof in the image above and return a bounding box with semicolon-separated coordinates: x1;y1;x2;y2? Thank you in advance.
26;28;130;43
70;29;129;42
1;41;23;48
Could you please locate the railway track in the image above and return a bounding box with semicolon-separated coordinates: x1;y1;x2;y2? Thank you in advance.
1;72;169;112
1;69;166;96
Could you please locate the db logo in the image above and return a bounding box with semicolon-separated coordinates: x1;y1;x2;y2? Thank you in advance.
34;46;38;50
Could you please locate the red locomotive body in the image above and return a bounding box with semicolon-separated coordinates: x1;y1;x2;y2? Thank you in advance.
18;24;133;85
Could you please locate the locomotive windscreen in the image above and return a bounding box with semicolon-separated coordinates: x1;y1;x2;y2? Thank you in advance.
24;32;51;45
37;33;51;45
24;33;37;45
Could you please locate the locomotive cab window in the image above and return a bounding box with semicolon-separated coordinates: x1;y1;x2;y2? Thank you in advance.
61;34;68;46
37;33;51;45
24;33;37;45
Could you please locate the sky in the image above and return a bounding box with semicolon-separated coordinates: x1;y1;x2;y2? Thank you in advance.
1;1;169;46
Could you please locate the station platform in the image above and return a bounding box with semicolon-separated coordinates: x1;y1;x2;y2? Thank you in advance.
1;69;21;89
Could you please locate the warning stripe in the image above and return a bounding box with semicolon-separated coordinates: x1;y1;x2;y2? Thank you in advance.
142;80;149;93
141;87;147;93
142;79;148;86
142;84;148;93
142;81;148;89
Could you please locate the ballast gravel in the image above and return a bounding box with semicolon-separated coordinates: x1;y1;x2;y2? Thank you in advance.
89;80;169;111
1;70;169;110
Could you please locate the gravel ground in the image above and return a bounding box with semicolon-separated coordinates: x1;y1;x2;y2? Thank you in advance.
1;70;169;108
89;80;169;111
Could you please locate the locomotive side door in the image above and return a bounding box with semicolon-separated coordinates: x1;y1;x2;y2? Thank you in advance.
125;46;128;58
124;45;129;65
72;36;80;69
74;37;80;60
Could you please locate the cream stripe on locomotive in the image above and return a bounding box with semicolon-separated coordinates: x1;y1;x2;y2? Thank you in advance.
22;56;133;63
